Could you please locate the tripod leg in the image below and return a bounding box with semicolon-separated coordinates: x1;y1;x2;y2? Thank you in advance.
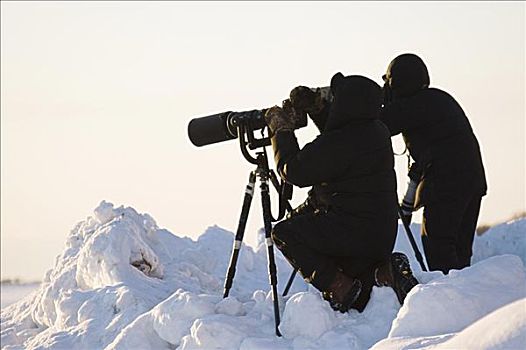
282;268;298;297
260;177;282;337
397;205;428;272
223;172;257;298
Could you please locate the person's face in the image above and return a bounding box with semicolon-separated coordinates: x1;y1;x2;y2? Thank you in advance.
382;71;392;88
382;60;396;89
382;69;394;105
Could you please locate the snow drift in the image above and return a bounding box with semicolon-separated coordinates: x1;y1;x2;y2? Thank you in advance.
1;201;525;349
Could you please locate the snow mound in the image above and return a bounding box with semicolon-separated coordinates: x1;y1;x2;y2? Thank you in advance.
107;289;218;349
0;201;305;349
472;218;526;265
279;292;337;339
373;297;526;350
2;201;526;350
389;255;526;338
437;297;526;350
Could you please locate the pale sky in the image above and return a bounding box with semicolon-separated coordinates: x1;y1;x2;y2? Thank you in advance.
1;1;524;281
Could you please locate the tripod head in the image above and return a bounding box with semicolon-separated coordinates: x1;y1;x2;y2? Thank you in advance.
235;121;291;222
234;115;271;165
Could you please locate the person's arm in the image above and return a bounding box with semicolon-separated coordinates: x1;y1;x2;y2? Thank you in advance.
308;103;330;132
380;97;427;136
271;130;349;188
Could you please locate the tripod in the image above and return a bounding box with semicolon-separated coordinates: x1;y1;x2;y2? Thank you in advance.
222;123;291;337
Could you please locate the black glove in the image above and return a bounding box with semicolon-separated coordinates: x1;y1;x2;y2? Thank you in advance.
264;106;295;136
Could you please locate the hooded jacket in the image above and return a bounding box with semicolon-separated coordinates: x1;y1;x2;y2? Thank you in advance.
270;74;398;223
380;54;487;203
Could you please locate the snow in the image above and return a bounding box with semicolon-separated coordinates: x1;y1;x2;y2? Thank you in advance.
472;218;526;264
1;201;525;349
280;292;337;340
0;284;40;309
373;297;526;350
387;255;525;338
436;297;526;350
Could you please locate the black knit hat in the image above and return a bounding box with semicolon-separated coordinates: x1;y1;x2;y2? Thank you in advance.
325;73;382;130
384;53;430;98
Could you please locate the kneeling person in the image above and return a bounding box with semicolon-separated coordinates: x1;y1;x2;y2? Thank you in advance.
265;74;418;312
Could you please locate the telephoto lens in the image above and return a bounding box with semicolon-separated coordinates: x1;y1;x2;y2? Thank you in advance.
187;112;237;147
188;109;268;147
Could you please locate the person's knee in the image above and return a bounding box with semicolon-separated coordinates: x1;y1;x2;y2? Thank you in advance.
272;219;304;248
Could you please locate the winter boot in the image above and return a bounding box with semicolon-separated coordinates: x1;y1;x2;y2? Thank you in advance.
323;271;362;313
375;252;419;305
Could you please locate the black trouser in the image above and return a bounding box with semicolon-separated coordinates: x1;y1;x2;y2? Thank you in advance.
272;210;394;311
422;194;482;274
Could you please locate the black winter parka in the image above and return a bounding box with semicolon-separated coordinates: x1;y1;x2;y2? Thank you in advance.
380;88;487;205
270;75;398;243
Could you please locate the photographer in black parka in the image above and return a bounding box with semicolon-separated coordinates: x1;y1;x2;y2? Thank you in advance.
264;73;419;312
380;53;487;274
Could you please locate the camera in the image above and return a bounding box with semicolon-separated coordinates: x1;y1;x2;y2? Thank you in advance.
188;102;308;148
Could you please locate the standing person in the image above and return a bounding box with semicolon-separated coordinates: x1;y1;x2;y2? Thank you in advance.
380;53;487;274
264;73;419;313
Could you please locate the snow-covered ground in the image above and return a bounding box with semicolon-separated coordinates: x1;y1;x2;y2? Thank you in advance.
1;201;525;349
1;284;40;309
